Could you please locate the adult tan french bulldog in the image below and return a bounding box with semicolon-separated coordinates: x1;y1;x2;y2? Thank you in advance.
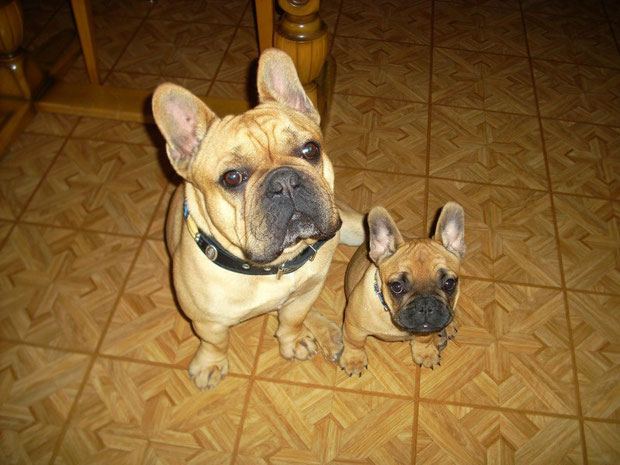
339;202;465;376
152;49;364;391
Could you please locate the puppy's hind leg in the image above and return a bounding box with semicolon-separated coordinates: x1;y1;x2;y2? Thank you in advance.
189;321;230;391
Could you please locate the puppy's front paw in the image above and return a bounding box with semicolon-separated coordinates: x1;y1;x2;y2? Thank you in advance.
278;328;318;361
437;323;458;352
411;340;441;369
188;354;229;392
339;347;368;377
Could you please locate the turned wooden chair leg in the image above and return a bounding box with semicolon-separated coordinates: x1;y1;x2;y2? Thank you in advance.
0;0;44;99
272;0;330;120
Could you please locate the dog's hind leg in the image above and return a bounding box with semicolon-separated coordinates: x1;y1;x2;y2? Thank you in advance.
337;200;365;247
303;307;343;363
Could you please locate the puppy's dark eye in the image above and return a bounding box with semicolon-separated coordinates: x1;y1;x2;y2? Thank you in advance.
442;278;457;292
222;170;244;187
389;282;404;295
299;141;320;161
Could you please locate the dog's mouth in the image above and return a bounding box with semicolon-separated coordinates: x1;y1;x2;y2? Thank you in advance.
246;167;341;264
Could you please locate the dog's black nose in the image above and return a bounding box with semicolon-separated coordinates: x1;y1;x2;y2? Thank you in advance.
266;167;300;197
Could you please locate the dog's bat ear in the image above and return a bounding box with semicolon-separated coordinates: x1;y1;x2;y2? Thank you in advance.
152;83;217;178
434;202;466;259
256;48;320;125
368;207;404;266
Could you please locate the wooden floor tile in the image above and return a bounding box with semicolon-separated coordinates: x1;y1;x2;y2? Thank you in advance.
104;70;213;95
432;48;536;115
332;37;430;102
216;27;259;84
208;81;253;102
0;342;89;465
23;113;78;137
334;169;426;240
55;358;248;465
23;139;168;235
430;106;547;189
543;120;619;199
584;421;620;465
26;7;74;59
568;292;620;420
420;279;577;414
521;0;605;18
72;117;164;147
0;225;138;350
428;179;561;286
0;221;13;244
89;15;142;70
237;381;414;464
435;0;520;8
325;95;428;175
554;195;619;293
434;3;527;56
115;20;235;80
416;403;583;464
147;183;177;240
525;14;620;68
0;133;64;220
90;0;153;18
534;59;620;125
102;240;263;375
337;0;432;45
149;0;248;25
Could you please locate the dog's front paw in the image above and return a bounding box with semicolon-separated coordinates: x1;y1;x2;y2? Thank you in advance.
278;328;318;361
411;340;441;369
339;347;368;377
312;320;344;363
188;354;229;391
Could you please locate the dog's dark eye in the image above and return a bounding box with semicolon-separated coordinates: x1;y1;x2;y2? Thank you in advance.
389;282;404;295
222;170;244;187
300;141;320;161
442;278;457;292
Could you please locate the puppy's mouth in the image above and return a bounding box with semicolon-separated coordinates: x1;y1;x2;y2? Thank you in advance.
395;296;453;334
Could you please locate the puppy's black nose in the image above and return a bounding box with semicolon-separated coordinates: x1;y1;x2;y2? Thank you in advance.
397;296;451;333
266;167;300;197
414;296;436;317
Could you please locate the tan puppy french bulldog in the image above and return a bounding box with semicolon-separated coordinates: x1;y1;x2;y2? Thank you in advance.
339;202;465;376
152;49;364;391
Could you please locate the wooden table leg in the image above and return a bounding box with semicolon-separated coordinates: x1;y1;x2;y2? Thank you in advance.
69;0;100;85
255;0;274;52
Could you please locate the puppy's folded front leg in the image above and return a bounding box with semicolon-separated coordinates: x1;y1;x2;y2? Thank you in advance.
189;321;230;391
411;334;442;369
339;322;369;377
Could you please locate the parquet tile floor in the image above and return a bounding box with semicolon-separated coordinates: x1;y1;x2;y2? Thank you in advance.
1;0;618;463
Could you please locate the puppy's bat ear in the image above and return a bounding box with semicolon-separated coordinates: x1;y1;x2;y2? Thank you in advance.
434;202;466;259
256;48;320;125
368;207;404;266
152;83;217;179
